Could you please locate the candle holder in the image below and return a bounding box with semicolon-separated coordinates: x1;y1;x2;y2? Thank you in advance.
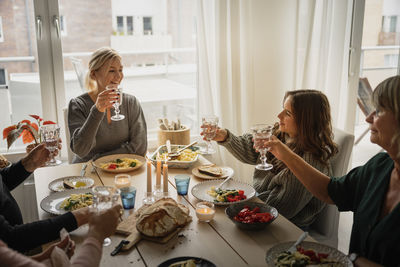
195;201;215;222
114;174;131;189
153;184;163;200
154;191;171;201
143;192;155;205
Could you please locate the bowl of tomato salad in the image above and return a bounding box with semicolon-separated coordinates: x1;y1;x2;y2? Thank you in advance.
225;202;278;231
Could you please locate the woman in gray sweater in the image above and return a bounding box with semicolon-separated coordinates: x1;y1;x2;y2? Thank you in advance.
68;47;147;163
207;90;337;228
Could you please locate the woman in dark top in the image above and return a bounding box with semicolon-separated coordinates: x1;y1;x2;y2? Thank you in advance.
0;144;88;252
266;75;400;266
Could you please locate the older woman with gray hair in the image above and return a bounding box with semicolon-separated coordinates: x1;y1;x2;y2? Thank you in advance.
68;47;147;163
266;75;400;266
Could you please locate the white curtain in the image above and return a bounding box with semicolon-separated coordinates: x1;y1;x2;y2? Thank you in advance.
196;0;354;183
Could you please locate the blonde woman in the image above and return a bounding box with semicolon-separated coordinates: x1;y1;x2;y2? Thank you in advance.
68;47;147;163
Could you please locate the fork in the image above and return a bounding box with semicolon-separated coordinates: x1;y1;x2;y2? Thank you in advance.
216;173;233;191
287;231;308;254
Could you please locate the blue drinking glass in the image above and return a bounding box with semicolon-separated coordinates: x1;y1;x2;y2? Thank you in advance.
120;186;137;209
174;174;190;195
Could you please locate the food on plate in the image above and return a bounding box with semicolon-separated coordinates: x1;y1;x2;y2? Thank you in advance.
100;158;142;170
0;155;10;169
234;206;274;223
63;178;87;189
274;246;343;267
135;198;192;237
60;193;93;211
207;187;247;203
159;149;198;162
169;259;196;267
198;165;223;177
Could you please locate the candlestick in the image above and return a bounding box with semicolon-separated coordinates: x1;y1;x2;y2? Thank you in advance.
156;153;161;185
163;163;168;192
146;159;152;192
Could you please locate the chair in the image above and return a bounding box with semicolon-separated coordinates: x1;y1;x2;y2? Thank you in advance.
354;78;374;145
69;57;86;92
63;107;74;164
309;128;354;248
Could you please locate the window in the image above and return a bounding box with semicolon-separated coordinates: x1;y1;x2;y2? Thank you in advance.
127;16;133;35
60;15;67;36
382;16;398;33
0;16;4;42
117;16;124;35
384;54;399;67
0;68;6;88
143;17;153;35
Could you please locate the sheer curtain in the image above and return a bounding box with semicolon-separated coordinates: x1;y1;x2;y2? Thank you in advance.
196;0;354;183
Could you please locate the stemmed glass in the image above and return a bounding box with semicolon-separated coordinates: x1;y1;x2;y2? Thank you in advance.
92;186;120;246
201;115;219;154
251;124;273;171
106;85;125;121
40;124;61;166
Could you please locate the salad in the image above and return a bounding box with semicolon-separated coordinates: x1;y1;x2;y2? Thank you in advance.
207;186;247;202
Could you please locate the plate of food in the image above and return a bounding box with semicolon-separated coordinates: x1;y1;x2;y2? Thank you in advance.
265;241;353;267
40;189;93;215
93;154;145;173
158;256;216;267
192;164;234;180
191;180;255;205
151;144;199;169
48;176;95;192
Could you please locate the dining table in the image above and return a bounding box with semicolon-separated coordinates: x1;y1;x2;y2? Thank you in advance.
34;155;314;267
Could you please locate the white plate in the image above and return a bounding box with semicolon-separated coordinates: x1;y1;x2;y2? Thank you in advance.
48;176;95;192
191;180;255;205
192;166;234;180
93;154;145;173
265;241;353;267
40;189;93;215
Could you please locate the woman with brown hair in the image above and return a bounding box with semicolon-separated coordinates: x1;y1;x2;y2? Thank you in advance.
206;90;337;228
68;47;147;163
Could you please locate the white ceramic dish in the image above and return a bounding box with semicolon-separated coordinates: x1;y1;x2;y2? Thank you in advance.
265;241;353;266
151;144;199;169
191;180;255;205
93;154;145;173
192;165;234;180
40;188;93;215
48;176;95;192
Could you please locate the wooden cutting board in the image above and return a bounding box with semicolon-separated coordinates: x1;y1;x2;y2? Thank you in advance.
116;212;181;251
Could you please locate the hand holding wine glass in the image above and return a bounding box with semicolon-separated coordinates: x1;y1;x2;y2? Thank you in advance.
251;124;273;171
200;115;219;154
106;84;125;121
40;124;61;166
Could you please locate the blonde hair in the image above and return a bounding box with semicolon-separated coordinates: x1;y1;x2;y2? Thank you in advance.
85;47;121;91
371;75;400;158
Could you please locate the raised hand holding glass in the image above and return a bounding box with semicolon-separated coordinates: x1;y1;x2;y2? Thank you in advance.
251;124;273;171
106;84;125;121
40;124;61;166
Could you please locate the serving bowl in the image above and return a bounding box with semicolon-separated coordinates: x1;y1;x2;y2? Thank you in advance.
150;144;199;169
225;202;278;231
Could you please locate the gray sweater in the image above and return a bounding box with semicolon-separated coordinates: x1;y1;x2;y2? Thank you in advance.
68;93;147;163
218;130;330;227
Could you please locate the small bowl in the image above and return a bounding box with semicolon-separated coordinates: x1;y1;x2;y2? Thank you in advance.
225;202;278;231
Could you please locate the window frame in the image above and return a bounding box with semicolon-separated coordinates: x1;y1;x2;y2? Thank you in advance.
0;16;4;42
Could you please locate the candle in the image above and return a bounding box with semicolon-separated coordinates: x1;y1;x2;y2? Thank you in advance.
163;163;168;192
146;159;152;192
114;174;131;189
195;202;215;222
156;153;161;185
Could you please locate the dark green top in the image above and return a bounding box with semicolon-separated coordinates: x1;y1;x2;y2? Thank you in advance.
328;152;400;266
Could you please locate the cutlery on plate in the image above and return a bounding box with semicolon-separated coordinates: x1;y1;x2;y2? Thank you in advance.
168;141;198;159
216;173;233;191
287;231;308;254
166;140;172;154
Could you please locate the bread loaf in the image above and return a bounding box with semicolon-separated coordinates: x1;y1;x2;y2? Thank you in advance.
136;198;191;237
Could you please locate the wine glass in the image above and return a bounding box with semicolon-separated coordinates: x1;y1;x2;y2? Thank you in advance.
251;124;273;171
201;115;219;154
40;124;61;166
91;186;120;246
107;85;125;121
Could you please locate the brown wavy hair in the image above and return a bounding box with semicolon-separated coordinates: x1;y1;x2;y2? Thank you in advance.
270;90;338;173
371;75;400;158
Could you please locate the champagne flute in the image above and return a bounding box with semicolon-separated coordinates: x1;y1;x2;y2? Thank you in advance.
251;124;273;171
201;115;219;154
107;85;125;121
40;124;61;166
92;186;120;246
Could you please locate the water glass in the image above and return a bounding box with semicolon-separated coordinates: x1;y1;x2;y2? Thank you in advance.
120;186;137;210
174;174;190;195
40;124;61;166
251;124;273;171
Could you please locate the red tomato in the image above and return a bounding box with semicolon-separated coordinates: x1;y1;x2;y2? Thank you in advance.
108;164;117;169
